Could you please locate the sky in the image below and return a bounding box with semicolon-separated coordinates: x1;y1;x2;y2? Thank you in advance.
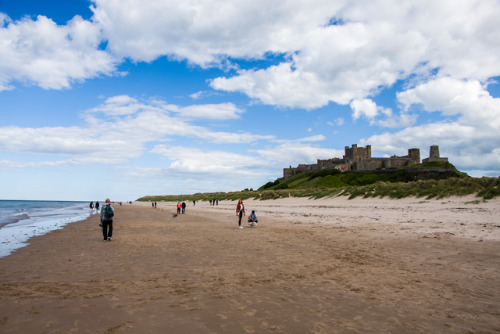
0;0;499;201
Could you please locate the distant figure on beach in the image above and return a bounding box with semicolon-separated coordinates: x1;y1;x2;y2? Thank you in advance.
236;200;245;229
90;202;94;209
248;210;258;227
182;201;186;214
193;200;196;206
95;201;100;211
155;201;157;208
100;198;114;242
177;201;181;215
216;200;219;206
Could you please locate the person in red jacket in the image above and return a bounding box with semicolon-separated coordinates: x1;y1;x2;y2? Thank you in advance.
176;201;181;215
236;199;245;229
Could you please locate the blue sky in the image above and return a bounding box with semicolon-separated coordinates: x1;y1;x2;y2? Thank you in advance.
1;0;499;201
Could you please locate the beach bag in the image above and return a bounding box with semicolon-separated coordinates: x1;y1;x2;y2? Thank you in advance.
104;205;114;220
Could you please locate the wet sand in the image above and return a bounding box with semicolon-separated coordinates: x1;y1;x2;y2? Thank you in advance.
0;196;499;333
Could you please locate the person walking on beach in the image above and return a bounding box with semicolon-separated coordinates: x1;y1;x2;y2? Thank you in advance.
181;201;186;214
177;201;181;215
95;201;100;211
236;200;245;229
100;198;114;241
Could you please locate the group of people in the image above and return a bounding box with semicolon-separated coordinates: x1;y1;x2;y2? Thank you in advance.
96;198;259;242
176;201;187;214
235;199;258;229
89;201;100;211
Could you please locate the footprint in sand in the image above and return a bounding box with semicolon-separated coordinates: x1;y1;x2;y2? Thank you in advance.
246;309;257;316
243;325;255;333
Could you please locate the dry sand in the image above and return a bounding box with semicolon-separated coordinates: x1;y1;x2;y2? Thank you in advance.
0;196;499;333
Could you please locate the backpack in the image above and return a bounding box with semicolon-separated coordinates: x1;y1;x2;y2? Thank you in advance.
104;205;114;220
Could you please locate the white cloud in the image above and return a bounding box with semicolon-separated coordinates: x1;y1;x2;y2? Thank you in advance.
350;99;378;120
175;103;244;120
209;0;500;111
151;145;268;177
253;143;343;170
87;96;244;120
361;77;500;171
350;98;415;128
397;77;500;129
0;14;117;91
0;96;273;167
189;91;203;99
90;0;340;66
3;0;499;115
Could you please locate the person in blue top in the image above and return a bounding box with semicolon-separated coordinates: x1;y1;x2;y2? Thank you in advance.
247;210;258;227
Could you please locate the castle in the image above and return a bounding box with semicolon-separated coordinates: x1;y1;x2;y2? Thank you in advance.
281;145;448;180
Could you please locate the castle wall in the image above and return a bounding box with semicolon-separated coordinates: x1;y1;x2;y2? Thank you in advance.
317;158;345;170
354;157;413;171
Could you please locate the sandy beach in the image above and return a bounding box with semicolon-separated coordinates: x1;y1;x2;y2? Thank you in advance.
0;196;499;333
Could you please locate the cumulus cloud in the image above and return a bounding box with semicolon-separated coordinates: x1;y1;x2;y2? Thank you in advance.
209;0;500;111
361;77;500;171
0;95;273;167
0;13;117;91
90;0;339;66
151;145;268;177
87;95;244;120
253;143;343;170
174;103;244;120
3;0;499;112
350;99;379;120
350;98;416;128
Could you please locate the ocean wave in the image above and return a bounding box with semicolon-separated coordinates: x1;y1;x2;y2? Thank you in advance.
0;201;91;258
0;212;30;227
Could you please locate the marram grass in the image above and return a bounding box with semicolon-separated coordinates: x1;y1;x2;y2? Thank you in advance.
137;177;500;202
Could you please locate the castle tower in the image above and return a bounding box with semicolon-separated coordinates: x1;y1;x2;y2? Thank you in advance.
429;145;440;159
408;148;420;165
422;145;448;163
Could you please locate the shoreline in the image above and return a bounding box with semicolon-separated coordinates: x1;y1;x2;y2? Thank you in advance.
0;196;499;332
0;200;93;258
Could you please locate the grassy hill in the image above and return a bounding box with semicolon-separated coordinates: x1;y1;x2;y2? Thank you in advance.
137;162;500;202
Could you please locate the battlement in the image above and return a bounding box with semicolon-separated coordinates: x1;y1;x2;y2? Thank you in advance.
281;145;446;180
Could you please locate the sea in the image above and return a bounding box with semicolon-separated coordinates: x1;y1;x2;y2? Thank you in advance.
0;200;96;258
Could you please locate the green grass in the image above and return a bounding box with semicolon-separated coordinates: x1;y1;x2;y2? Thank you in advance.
136;169;500;202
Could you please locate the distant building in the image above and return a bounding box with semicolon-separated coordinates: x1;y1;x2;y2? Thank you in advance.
281;144;448;180
422;145;448;163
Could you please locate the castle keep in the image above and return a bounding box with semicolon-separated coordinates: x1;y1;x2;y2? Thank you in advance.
281;145;447;180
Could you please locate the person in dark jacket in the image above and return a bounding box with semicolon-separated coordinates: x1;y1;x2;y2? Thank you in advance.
100;198;114;241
